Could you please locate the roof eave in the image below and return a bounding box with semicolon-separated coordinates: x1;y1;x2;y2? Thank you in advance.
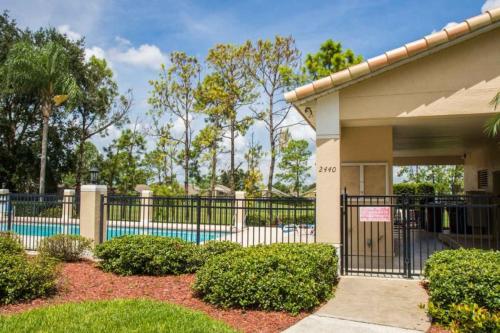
287;19;500;107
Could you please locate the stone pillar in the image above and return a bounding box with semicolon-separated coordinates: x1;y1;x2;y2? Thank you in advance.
0;189;9;218
316;138;341;244
234;191;246;231
140;190;153;223
61;189;75;221
80;185;107;244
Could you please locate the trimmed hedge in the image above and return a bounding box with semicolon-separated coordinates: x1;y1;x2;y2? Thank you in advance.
94;236;245;276
424;249;500;332
200;241;242;261
193;243;338;314
246;214;314;226
393;182;435;195
0;254;58;305
0;232;24;255
38;235;92;262
94;235;203;276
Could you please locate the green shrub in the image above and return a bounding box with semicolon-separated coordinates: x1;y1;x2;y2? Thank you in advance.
94;235;202;276
424;249;500;331
0;254;58;305
199;241;242;264
0;232;24;255
193;243;338;314
38;235;92;262
416;182;435;195
393;182;417;195
246;213;314;226
39;206;62;217
446;303;499;333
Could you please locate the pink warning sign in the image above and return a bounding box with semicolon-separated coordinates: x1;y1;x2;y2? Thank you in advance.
359;207;391;222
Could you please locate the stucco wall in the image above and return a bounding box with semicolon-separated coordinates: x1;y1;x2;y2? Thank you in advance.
464;143;500;193
341;126;393;165
339;28;500;122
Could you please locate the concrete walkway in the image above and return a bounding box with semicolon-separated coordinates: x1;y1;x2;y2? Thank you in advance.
284;276;430;333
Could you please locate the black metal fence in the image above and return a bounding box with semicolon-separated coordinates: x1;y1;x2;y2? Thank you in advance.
101;195;316;246
341;193;500;277
0;193;80;250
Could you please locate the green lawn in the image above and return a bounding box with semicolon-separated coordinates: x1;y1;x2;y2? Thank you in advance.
0;299;237;333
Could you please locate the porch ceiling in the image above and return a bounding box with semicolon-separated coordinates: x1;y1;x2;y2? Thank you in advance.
391;114;495;159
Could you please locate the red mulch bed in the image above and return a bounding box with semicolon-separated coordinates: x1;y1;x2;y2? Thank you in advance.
0;261;307;333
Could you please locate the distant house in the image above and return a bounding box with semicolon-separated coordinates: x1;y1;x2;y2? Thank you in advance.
301;188;316;198
261;187;294;198
213;184;232;197
187;184;233;197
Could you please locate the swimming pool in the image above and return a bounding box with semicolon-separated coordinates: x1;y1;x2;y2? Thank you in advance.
0;222;226;243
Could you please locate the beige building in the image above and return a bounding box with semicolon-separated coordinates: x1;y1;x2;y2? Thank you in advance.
285;9;500;245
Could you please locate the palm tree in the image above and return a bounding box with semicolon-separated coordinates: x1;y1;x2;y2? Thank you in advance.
5;41;76;194
484;92;500;137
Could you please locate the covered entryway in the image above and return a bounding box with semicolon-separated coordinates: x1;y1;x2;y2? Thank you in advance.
341;192;499;277
284;9;500;277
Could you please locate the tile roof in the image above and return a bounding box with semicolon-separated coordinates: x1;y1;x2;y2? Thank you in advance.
285;9;500;103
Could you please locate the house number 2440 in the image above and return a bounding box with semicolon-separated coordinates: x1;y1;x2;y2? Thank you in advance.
319;166;336;173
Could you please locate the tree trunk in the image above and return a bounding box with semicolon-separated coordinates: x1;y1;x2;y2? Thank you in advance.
75;138;85;192
184;119;189;194
210;144;217;196
268;131;275;196
39;103;51;195
267;96;275;195
230;119;236;194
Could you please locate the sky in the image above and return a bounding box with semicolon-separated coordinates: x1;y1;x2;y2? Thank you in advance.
1;0;499;184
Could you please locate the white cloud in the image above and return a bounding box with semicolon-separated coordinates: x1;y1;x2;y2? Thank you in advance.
482;0;500;12
57;24;82;41
109;44;167;70
115;36;132;46
281;108;315;142
84;46;106;62
442;22;458;30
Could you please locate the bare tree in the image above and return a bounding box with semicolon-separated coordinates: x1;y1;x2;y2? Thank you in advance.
246;36;303;193
148;52;200;193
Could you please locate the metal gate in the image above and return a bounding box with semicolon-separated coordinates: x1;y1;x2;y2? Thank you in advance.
340;193;499;277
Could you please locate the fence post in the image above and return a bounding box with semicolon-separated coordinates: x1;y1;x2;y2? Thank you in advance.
402;194;412;278
196;196;201;245
140;190;153;224
340;191;345;275
235;191;245;231
0;189;10;231
80;185;107;245
61;189;75;221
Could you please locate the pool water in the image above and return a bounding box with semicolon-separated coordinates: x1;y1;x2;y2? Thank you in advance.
0;223;225;243
107;226;225;242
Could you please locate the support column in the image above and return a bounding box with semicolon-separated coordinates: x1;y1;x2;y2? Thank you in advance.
61;189;75;221
316;138;341;244
235;191;245;231
80;185;107;244
140;190;153;223
314;91;341;245
0;189;9;219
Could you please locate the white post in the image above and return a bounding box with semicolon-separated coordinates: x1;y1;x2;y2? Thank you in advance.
0;189;8;219
80;185;107;244
235;191;245;231
61;189;75;221
140;190;153;224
